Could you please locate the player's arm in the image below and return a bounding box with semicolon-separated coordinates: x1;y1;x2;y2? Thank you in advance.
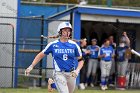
71;43;84;78
30;52;45;67
123;32;130;47
112;48;115;58
71;56;84;78
98;48;106;58
77;56;84;71
25;52;45;76
25;42;52;76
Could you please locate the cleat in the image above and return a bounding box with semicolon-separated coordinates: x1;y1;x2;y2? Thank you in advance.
90;83;94;87
101;86;106;90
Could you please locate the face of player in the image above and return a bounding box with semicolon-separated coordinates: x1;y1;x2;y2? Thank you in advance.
92;41;96;45
81;40;87;47
61;28;71;39
109;36;114;43
104;40;110;47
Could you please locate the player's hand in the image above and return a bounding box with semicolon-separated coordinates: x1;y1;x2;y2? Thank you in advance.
123;32;127;36
102;54;106;58
25;65;33;76
85;50;91;54
70;70;79;78
95;48;99;51
48;78;55;92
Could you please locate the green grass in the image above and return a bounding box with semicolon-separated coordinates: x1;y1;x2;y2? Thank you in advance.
0;88;140;93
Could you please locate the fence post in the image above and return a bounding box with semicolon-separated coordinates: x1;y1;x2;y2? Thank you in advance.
39;15;44;87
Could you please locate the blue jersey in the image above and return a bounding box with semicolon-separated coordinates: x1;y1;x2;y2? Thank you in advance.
100;46;113;61
116;46;129;62
42;39;82;72
87;45;99;59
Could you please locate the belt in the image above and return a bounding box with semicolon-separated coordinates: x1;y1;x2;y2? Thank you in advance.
102;60;111;62
91;58;98;59
60;67;75;72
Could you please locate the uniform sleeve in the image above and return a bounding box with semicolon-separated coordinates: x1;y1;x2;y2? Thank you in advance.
87;45;90;50
42;42;53;55
97;46;100;56
75;43;82;57
99;48;103;55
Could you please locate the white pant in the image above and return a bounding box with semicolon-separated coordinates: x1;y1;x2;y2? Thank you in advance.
53;71;76;93
117;61;128;76
87;59;98;77
100;60;112;77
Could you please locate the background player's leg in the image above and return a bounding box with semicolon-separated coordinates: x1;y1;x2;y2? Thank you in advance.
53;72;69;93
106;62;112;85
86;59;93;86
100;61;107;86
121;61;128;76
117;62;121;76
91;59;98;86
66;73;76;93
109;59;115;86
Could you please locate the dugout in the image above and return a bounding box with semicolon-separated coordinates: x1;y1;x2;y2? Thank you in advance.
47;5;140;84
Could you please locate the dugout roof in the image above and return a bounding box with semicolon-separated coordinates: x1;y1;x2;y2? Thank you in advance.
47;5;140;40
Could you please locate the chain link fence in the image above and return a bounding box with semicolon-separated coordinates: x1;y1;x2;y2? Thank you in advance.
0;23;14;87
0;16;69;88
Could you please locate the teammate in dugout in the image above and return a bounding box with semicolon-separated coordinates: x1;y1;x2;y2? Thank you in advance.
25;22;84;93
85;39;100;87
99;39;114;90
78;38;90;90
108;35;116;86
116;32;131;89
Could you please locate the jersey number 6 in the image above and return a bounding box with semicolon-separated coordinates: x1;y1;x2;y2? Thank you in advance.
63;54;68;61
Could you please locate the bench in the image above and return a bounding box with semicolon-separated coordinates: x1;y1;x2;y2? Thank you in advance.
19;73;42;88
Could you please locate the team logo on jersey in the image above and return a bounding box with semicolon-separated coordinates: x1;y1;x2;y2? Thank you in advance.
53;44;59;48
65;22;69;26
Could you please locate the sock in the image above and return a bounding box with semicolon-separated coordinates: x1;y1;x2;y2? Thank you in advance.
101;77;106;86
106;76;109;84
51;83;57;89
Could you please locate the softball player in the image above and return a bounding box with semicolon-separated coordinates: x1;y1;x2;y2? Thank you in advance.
25;22;84;93
79;38;90;90
85;39;99;87
99;39;114;90
108;36;116;86
116;32;130;89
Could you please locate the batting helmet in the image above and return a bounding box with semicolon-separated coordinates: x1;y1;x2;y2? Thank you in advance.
57;22;72;33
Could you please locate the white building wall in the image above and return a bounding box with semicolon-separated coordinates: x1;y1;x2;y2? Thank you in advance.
0;0;18;87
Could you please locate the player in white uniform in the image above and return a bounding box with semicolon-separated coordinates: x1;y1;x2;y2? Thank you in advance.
25;22;84;93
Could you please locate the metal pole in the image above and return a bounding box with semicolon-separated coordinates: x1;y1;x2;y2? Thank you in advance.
12;25;14;88
39;15;44;87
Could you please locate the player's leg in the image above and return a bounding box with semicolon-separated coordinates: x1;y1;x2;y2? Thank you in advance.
91;59;98;86
106;62;112;85
109;59;115;86
117;61;128;89
100;60;107;90
66;73;76;93
85;59;93;87
53;72;69;93
79;59;88;89
117;62;121;76
121;61;128;76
